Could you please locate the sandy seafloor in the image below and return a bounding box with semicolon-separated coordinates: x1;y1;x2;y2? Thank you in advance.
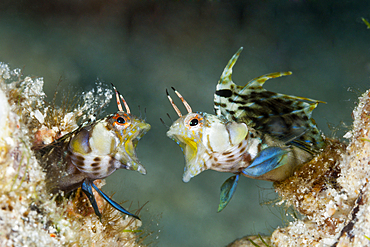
0;1;370;246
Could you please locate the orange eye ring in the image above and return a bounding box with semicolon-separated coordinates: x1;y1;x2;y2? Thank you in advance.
185;114;203;129
112;113;131;130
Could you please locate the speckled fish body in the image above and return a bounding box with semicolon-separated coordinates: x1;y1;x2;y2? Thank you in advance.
37;86;150;219
168;111;262;182
166;48;325;211
167;105;312;183
41;112;149;192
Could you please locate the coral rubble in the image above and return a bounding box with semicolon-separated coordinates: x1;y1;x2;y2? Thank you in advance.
228;89;370;246
0;63;147;246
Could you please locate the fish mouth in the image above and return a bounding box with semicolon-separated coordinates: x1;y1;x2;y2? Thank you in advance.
166;126;198;164
167;128;206;182
121;122;151;175
180;141;207;182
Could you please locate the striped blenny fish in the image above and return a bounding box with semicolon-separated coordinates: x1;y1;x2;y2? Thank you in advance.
37;86;150;220
166;47;325;212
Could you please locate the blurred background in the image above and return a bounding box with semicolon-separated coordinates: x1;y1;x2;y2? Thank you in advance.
1;1;369;246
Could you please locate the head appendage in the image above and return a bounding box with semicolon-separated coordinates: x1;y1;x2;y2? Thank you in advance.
112;84;131;113
171;87;192;114
166;89;183;117
119;94;131;114
160;117;170;129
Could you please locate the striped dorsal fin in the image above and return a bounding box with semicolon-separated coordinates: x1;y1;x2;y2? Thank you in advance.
214;47;325;153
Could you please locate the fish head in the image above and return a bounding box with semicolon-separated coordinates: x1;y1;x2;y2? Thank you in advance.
167;112;207;182
166;88;249;182
107;111;151;175
68;87;150;178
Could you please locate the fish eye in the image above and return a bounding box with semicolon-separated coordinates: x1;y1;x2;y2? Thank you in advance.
117;117;126;124
189;118;198;126
185;113;203;129
112;113;131;130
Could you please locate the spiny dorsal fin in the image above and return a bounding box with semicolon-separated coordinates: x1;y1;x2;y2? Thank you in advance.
214;47;326;153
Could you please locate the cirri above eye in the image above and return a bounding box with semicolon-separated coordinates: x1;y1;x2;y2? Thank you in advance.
165;47;326;213
36;84;151;221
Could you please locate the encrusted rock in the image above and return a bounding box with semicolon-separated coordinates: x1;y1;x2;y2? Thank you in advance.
228;89;370;246
0;63;148;246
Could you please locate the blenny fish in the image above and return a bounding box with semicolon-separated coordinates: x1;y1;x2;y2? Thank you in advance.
36;85;150;220
166;47;325;212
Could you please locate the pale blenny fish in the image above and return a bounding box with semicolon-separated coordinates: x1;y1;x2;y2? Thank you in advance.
36;85;150;220
166;47;325;212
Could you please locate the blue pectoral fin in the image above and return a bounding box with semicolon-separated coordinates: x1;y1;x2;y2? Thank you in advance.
242;147;289;177
81;179;102;220
218;174;239;213
91;182;140;221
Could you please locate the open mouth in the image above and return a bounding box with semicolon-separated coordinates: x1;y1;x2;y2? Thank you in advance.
123;121;151;175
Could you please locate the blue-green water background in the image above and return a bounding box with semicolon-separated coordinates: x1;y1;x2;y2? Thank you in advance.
1;1;370;246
